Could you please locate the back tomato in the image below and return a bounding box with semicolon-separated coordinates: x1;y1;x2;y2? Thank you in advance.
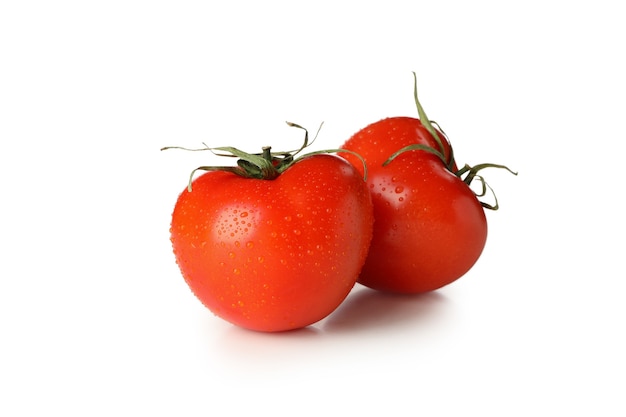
170;154;374;332
341;117;487;294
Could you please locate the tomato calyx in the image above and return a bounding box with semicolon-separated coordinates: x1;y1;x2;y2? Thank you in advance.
382;72;517;210
162;122;368;191
455;163;518;210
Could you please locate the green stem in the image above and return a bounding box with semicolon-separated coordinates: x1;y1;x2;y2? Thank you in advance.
162;121;370;191
412;72;454;170
457;163;518;186
262;146;273;162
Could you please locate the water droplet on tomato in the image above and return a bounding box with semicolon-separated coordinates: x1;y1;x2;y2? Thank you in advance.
240;212;248;218
293;229;301;236
395;186;404;193
233;268;241;275
228;252;236;258
257;256;265;263
246;241;254;249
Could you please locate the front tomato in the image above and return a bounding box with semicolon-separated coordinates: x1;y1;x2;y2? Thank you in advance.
170;154;374;332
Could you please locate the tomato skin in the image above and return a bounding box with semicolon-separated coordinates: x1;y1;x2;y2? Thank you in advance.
341;117;487;293
346;116;457;172
170;154;374;332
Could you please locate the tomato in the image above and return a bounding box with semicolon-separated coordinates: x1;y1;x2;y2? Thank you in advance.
340;116;487;293
338;74;514;294
169;153;374;332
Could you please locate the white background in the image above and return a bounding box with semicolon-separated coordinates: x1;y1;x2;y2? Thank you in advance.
1;1;624;415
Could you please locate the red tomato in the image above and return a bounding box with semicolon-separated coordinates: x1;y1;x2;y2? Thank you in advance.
169;153;374;332
340;116;488;294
